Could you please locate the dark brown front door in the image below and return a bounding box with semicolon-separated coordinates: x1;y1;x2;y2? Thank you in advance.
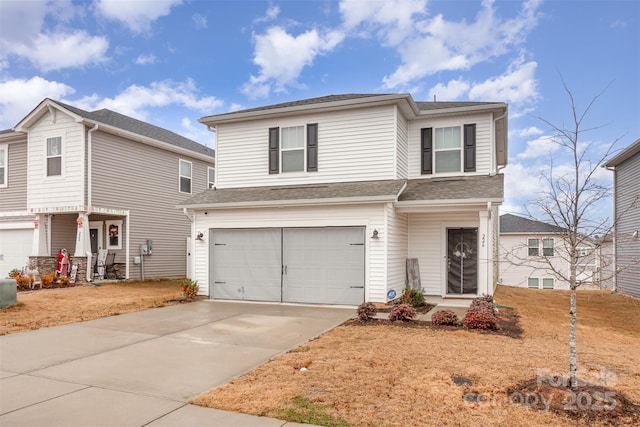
447;228;478;295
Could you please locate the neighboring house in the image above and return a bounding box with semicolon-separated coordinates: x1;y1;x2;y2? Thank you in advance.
178;93;508;305
499;213;611;290
604;138;640;297
0;99;215;281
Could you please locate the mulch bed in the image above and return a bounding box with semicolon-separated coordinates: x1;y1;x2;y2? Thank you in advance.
507;377;640;425
345;306;523;339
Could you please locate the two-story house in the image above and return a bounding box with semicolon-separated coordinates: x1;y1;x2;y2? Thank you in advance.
499;213;611;290
178;94;507;305
0;99;215;281
604;138;640;297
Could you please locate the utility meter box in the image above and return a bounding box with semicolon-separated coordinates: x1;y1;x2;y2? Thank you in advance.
140;240;153;255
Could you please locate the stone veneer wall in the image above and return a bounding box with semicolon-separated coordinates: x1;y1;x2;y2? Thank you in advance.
28;256;88;283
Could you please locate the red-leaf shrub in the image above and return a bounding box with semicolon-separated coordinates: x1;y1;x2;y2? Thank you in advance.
431;309;459;326
357;302;378;321
388;304;417;321
462;309;499;330
469;294;496;313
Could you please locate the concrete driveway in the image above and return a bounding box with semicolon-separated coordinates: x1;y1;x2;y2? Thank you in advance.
0;301;353;426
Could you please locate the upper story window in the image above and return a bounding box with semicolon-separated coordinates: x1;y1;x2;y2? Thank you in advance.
543;238;554;256
208;167;215;189
528;238;554;257
0;145;6;187
269;124;318;174
46;136;62;176
528;238;539;256
421;124;476;175
179;159;192;193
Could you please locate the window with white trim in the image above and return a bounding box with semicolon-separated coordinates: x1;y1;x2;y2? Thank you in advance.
46;136;62;176
179;159;192;193
542;278;555;289
208;167;215;189
527;278;539;288
281;126;305;172
434;126;462;173
528;277;555;289
528;238;539;256
543;238;554;256
0;145;6;187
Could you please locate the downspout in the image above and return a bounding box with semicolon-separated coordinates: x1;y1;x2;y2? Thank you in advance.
86;124;99;282
604;164;616;293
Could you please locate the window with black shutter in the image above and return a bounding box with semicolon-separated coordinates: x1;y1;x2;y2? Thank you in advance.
268;127;279;174
463;123;476;172
421;127;432;175
307;123;318;172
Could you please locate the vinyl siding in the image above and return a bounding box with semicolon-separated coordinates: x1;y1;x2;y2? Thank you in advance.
27;111;85;209
192;203;387;302
386;203;408;298
216;105;397;188
615;152;640;297
407;212;479;296
0;140;28;211
396;109;408;179
407;112;494;178
91;130;212;279
50;214;78;256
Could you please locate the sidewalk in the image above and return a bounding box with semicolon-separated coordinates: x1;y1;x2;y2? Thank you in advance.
0;301;353;426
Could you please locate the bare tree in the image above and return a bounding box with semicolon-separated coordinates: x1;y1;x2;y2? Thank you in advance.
522;78;626;390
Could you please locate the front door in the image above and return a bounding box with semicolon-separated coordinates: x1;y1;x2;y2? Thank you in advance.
447;228;478;295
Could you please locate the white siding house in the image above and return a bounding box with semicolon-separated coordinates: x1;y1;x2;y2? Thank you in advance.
604;138;640;297
180;94;508;305
1;99;214;281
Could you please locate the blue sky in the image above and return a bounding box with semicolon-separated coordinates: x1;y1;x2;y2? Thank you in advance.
1;0;638;217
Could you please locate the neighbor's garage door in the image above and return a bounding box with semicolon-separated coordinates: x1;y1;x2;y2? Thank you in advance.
211;229;282;301
210;227;365;305
0;228;33;276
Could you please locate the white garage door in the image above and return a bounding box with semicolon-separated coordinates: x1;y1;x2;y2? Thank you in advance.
0;228;33;277
209;227;365;305
211;229;282;301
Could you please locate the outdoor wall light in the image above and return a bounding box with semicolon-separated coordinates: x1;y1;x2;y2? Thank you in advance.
371;229;379;239
633;230;639;239
195;232;205;241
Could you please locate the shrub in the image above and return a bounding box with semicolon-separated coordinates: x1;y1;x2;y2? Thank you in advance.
15;274;33;291
462;309;499;330
357;302;378;321
59;277;71;286
399;288;426;307
469;294;496;314
40;273;55;288
8;268;21;279
431;309;459;326
388;304;417;321
181;279;199;299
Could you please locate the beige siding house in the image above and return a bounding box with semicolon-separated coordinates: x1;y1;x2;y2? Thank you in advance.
179;94;508;305
0;99;214;281
605;138;640;297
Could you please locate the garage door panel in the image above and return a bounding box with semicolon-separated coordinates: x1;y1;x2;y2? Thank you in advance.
0;228;33;276
211;229;282;302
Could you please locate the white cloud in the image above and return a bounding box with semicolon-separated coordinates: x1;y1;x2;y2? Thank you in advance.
517;126;544;137
95;0;183;33
516;135;559;160
380;0;542;89
242;27;345;98
0;1;108;72
468;57;539;104
135;53;157;65
254;5;280;24
181;117;214;147
502;162;545;202
428;78;470;101
0;77;75;128
74;79;222;120
192;13;207;29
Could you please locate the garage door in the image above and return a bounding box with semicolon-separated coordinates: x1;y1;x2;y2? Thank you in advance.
283;227;365;305
210;229;282;301
209;227;365;305
0;228;33;276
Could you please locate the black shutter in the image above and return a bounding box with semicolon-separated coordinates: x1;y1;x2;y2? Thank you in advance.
268;127;279;174
464;124;476;172
421;128;432;175
307;123;318;172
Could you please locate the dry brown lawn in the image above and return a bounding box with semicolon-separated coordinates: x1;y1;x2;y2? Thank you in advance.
0;279;185;335
193;286;640;426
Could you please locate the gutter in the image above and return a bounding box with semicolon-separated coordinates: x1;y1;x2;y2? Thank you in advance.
177;194;401;210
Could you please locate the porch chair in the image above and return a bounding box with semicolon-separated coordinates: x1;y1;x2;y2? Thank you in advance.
93;249;108;280
103;252;122;279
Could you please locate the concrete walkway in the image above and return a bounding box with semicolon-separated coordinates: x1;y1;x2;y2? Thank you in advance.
0;301;354;426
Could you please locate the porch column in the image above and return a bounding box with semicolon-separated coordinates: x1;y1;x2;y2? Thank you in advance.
31;214;50;256
74;212;90;257
478;210;490;295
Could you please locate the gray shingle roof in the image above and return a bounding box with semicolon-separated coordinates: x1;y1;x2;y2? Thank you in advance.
500;213;567;234
53;100;214;158
179;180;407;207
398;175;504;201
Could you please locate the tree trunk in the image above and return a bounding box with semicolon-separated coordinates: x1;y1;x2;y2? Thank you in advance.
569;261;578;389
